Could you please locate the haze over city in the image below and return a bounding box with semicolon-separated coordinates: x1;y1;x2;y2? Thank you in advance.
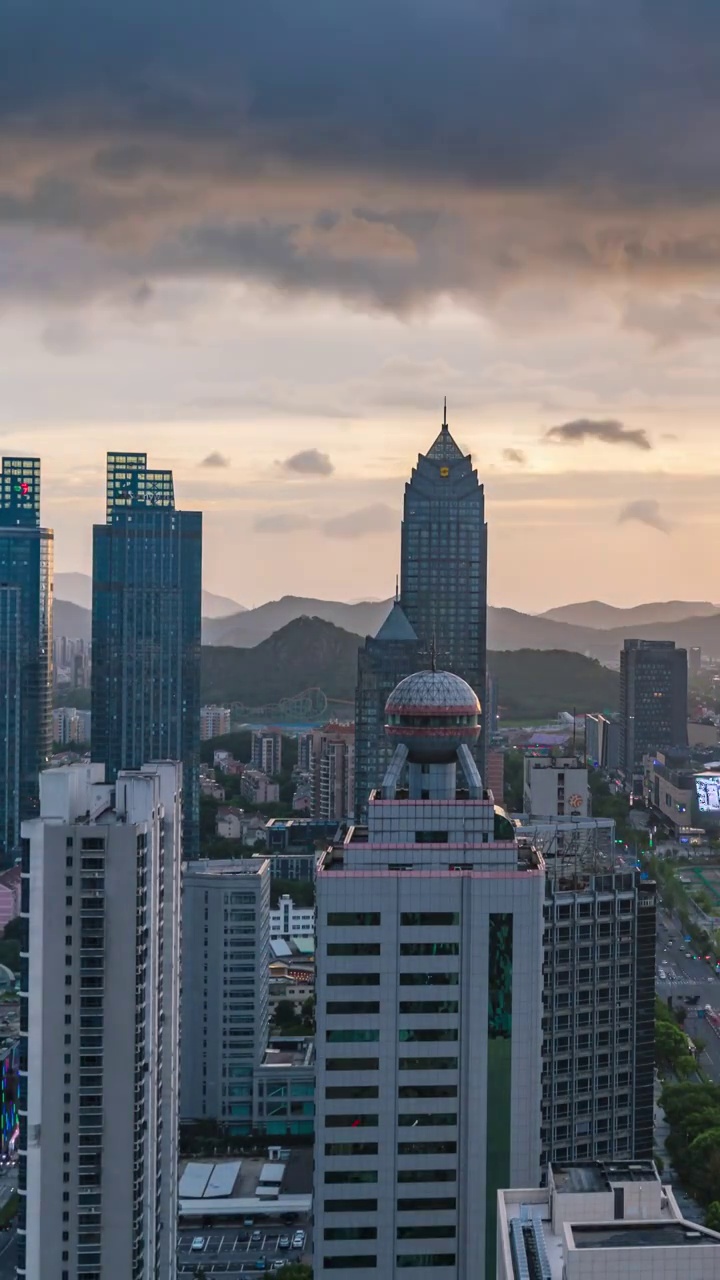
4;3;720;609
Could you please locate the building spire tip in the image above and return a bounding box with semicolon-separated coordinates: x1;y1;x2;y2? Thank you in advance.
442;396;447;428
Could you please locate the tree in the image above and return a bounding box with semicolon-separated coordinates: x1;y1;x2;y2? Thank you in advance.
274;1266;312;1280
274;1000;297;1028
706;1202;720;1233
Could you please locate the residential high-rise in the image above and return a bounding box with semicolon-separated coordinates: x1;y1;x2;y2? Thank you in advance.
314;670;545;1278
181;858;270;1133
311;723;355;821
19;760;182;1280
0;458;53;864
91;453;202;855
200;704;231;740
252;729;283;776
354;599;422;817
619;639;687;791
585;712;621;773
400;405;488;768
542;851;656;1168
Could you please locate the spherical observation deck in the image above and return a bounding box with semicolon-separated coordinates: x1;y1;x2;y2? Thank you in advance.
385;669;481;763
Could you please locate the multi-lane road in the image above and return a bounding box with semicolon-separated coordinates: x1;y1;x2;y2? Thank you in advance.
655;907;720;1079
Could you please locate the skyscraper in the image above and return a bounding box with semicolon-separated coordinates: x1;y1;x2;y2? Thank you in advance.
314;669;544;1278
619;639;687;791
0;458;53;864
19;760;182;1280
400;405;488;767
91;453;202;855
354;599;422;817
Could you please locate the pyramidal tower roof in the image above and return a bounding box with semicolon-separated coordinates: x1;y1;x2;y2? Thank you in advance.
374;599;418;642
425;398;466;462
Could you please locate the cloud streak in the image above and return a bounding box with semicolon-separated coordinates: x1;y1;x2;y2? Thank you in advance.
618;499;672;534
545;418;652;451
502;448;526;465
200;450;230;468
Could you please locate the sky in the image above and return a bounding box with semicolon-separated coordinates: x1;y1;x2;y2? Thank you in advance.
5;1;720;612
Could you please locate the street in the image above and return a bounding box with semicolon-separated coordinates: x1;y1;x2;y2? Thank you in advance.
655;906;720;1082
0;1230;17;1280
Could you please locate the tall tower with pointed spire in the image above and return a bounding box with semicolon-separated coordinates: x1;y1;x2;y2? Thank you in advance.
400;403;488;770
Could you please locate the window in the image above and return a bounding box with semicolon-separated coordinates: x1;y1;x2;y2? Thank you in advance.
399;1001;459;1015
325;1228;378;1241
327;1058;378;1072
325;1171;378;1184
325;1142;378;1157
398;1085;457;1098
399;1058;458;1071
324;1257;377;1270
398;1112;456;1127
397;1226;456;1239
399;1029;458;1043
326;1085;379;1100
397;1198;456;1212
401;913;458;927
327;913;380;927
397;1255;456;1269
397;1170;456;1183
413;832;449;843
328;944;381;957
398;1140;456;1155
400;973;458;986
400;944;459;957
325;1114;378;1129
327;1002;380;1016
327;973;380;987
325;1199;377;1213
327;1030;379;1043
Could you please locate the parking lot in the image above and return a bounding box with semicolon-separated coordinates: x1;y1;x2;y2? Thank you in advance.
177;1225;309;1276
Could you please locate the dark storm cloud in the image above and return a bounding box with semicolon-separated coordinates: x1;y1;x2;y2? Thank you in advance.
279;449;334;477
618;499;672;534
4;2;720;310
545;418;652;451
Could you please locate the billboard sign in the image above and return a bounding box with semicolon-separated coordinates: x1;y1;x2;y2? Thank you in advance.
696;774;720;813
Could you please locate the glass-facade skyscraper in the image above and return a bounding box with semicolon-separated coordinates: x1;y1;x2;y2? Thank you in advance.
0;457;53;864
400;408;488;769
619;639;688;790
91;453;202;855
354;599;422;819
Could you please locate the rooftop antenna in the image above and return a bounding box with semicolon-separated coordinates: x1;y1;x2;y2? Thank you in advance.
395;574;399;604
443;396;448;428
430;630;437;673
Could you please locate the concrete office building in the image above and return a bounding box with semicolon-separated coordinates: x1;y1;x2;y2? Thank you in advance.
19;760;182;1280
270;894;314;939
524;756;589;819
0;457;53;864
181;859;270;1134
314;669;545;1279
497;1161;720;1280
620;640;687;791
542;855;656;1168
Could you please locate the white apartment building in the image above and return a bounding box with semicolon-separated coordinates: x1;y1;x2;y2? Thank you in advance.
240;768;280;806
314;671;545;1279
524;756;589;819
270;893;315;939
252;730;282;777
200;705;231;740
53;706;91;745
181;859;270;1134
19;760;182;1280
497;1160;720;1280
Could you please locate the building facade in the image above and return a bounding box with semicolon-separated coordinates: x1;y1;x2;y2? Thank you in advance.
240;769;280;806
19;760;182;1280
523;756;589;819
53;707;91;745
585;713;621;773
314;670;545;1279
0;457;53;865
200;705;231;740
270;894;315;939
400;407;488;770
311;725;355;822
91;452;202;855
619;640;688;790
181;859;270;1133
354;600;422;818
252;730;283;776
542;861;656;1168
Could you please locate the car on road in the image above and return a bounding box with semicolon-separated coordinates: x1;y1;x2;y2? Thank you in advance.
191;1237;205;1252
251;1230;263;1245
292;1230;306;1250
278;1236;291;1250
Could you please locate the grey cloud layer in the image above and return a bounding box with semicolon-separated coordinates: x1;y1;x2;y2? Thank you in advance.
618;498;672;534
545;418;652;450
279;448;334;476
3;3;720;312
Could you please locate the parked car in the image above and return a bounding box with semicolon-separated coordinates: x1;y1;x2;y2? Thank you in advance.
191;1237;205;1252
279;1236;291;1250
255;1258;268;1272
292;1230;306;1250
251;1230;263;1245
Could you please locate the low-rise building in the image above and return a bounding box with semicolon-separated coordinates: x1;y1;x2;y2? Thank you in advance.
216;806;268;845
252;1041;315;1137
253;850;319;883
270;894;314;939
497;1160;720;1280
525;754;589;818
241;768;280;806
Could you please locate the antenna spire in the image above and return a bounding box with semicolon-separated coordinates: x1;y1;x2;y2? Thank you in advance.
395;574;399;603
442;396;448;428
430;631;437;673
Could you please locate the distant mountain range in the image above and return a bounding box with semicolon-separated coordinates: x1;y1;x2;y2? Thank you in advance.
52;590;720;663
55;572;245;620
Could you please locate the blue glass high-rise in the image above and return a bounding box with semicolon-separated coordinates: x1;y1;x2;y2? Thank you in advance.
0;458;53;864
400;405;488;765
91;454;202;855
